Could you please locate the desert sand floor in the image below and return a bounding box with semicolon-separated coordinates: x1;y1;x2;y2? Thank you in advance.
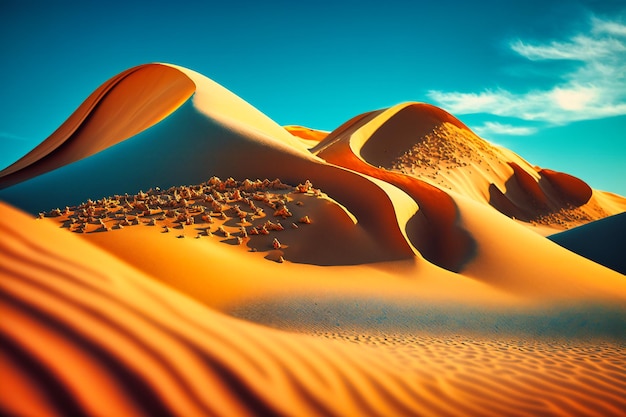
2;199;626;417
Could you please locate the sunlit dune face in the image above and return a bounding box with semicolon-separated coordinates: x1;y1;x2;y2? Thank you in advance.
284;125;329;142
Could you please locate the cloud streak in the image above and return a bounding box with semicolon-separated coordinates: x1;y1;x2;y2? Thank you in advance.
473;122;537;136
0;132;31;143
428;16;626;135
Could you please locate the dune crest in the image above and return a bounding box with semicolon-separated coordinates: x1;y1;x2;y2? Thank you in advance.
346;104;626;232
313;103;476;271
0;64;195;189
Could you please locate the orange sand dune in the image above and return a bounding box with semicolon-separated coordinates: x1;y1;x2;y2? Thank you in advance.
0;64;421;263
346;103;626;233
2;63;626;416
0;64;624;274
2;65;623;266
0;64;195;189
3;202;626;417
313;103;475;271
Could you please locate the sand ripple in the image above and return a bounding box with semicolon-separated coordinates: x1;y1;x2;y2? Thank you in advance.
2;203;626;416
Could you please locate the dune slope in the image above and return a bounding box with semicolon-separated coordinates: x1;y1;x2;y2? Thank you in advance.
0;64;424;264
549;212;626;275
346;103;626;232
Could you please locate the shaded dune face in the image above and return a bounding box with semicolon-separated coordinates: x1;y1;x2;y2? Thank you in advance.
489;163;594;221
0;64;196;189
549;212;626;274
539;168;593;206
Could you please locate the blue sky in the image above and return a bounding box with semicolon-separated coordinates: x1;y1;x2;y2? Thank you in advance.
1;0;625;194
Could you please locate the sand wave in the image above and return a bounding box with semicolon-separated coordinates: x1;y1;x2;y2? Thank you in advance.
2;202;626;417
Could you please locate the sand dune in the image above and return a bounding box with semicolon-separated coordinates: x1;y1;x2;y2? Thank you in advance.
2;63;626;416
0;64;195;189
321;102;625;234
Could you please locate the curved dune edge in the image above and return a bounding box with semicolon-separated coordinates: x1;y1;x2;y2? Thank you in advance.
315;103;475;271
284;125;329;142
539;168;593;206
0;64;196;189
359;108;626;232
168;64;314;156
2;202;626;417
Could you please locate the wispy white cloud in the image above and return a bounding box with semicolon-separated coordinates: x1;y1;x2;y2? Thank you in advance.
0;132;30;142
510;36;625;61
473;122;537;136
428;16;626;134
592;16;626;37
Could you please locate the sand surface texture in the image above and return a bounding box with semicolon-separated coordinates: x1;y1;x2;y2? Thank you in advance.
1;63;626;416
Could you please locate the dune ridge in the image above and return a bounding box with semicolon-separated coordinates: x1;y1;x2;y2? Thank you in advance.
377;111;625;232
313;103;484;271
0;64;195;189
1;64;624;270
0;63;624;273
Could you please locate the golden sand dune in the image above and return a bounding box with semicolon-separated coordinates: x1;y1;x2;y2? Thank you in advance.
1;63;624;267
312;101;626;234
2;203;626;417
1;64;626;416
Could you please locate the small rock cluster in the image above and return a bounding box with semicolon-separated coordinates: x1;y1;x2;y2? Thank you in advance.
41;177;323;262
